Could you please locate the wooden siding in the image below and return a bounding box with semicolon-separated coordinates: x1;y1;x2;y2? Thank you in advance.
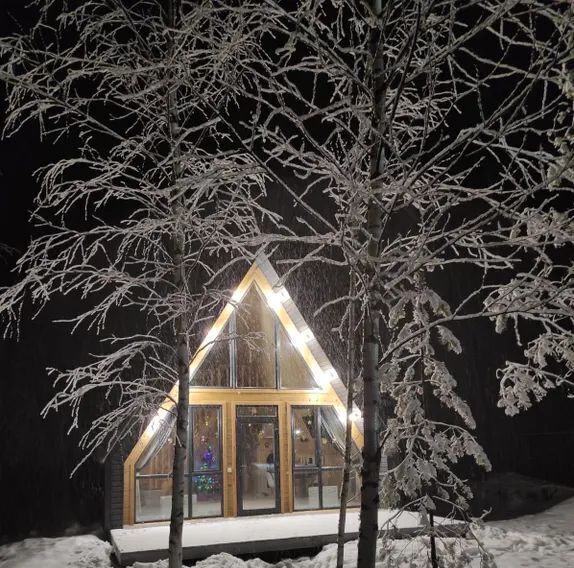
105;450;124;532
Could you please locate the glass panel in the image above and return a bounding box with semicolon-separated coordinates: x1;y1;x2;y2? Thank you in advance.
346;469;361;507
278;326;318;389
191;407;221;472
192;323;231;387
235;285;276;388
293;471;320;511
320;469;343;508
135;475;189;522
237;405;277;417
237;421;278;512
135;410;177;473
191;474;223;518
137;426;188;475
293;407;317;467
320;407;346;467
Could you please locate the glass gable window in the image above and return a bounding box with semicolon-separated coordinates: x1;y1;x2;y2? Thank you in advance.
191;322;231;387
134;405;222;523
278;325;319;389
135;414;186;523
292;406;360;511
235;285;276;388
189;281;321;391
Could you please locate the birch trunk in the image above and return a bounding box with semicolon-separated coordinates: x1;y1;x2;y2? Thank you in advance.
357;2;385;566
166;2;189;567
357;204;383;568
336;277;357;568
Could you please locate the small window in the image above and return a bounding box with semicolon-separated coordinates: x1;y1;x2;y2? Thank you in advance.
237;405;277;417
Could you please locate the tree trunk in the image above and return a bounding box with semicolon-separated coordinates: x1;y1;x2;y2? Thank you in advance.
166;2;188;568
357;206;382;567
357;2;385;566
416;270;438;568
168;283;190;568
336;277;357;568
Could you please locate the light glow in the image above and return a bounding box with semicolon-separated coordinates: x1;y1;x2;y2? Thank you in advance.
322;368;338;383
149;408;169;434
265;286;290;311
336;407;347;424
266;292;281;310
349;408;362;422
202;326;219;347
300;328;314;343
275;287;290;302
313;366;338;389
231;286;246;303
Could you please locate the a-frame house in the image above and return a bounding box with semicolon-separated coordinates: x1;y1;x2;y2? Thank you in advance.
112;255;364;527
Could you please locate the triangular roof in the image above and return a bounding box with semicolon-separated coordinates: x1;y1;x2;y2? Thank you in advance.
138;253;363;446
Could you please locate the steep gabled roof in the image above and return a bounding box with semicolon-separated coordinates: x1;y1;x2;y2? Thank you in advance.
136;253;363;452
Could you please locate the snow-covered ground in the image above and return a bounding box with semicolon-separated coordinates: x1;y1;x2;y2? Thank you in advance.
1;498;573;568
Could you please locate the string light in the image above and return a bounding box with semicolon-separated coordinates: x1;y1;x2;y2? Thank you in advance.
266;287;289;310
231;287;246;303
322;368;338;383
349;408;362;422
202;326;219;347
299;328;314;343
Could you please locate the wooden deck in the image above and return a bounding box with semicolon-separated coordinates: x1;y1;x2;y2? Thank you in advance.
110;509;456;565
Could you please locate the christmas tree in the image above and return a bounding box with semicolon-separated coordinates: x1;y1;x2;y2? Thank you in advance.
195;444;220;495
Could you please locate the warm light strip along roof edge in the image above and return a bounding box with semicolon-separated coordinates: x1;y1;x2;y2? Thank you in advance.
253;253;364;436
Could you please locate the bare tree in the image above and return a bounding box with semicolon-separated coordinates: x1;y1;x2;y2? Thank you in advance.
0;2;278;566
223;0;573;566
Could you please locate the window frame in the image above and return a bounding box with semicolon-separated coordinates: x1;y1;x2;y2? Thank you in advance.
290;405;346;511
187;404;224;519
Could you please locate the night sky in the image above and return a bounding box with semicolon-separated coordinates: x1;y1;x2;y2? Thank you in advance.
0;0;573;545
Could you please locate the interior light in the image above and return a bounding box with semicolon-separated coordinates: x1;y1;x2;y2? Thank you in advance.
294;429;302;435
